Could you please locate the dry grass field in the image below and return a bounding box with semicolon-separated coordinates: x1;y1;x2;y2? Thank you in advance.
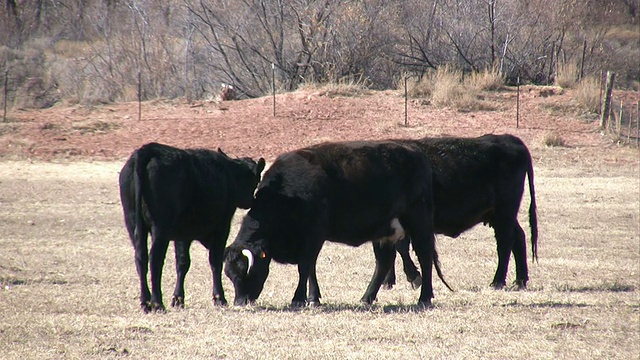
0;86;639;359
0;153;638;360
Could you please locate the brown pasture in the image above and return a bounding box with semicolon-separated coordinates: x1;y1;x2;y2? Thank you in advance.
0;88;639;359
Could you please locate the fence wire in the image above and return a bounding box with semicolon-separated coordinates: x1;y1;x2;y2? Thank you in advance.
605;96;640;146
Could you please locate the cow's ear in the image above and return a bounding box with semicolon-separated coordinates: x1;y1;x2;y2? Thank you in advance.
218;148;227;157
257;158;266;174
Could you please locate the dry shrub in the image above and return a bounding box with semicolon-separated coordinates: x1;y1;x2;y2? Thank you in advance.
53;40;90;58
543;132;566;147
3;47;62;109
429;66;490;111
555;62;578;89
430;65;465;107
575;76;601;114
401;67;496;111
467;66;504;91
398;74;433;99
302;74;371;98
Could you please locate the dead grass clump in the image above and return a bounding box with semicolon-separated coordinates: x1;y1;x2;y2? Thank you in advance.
40;122;58;131
467;66;504;91
405;66;495;112
555;62;579;89
53;40;90;58
430;65;465;108
72;120;120;134
403;76;433;99
575;76;601;114
301;74;371;98
543;132;566;147
0;124;18;136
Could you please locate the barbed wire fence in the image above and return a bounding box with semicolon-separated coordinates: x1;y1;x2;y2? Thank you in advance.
599;71;640;147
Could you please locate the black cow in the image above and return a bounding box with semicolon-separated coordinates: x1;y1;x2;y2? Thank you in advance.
224;140;450;308
119;142;265;312
382;134;538;291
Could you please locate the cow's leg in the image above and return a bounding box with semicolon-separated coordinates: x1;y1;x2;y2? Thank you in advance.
133;229;151;312
207;236;228;306
397;236;421;289
307;263;322;306
292;262;311;307
402;203;436;307
292;241;323;307
408;235;435;306
171;240;192;308
491;220;516;290
511;223;529;289
360;241;396;305
148;233;171;312
206;220;233;306
382;251;397;290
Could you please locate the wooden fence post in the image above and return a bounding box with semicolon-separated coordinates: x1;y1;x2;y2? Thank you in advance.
272;63;276;117
599;70;604;114
137;71;142;122
627;103;631;144
3;69;7;122
579;39;587;81
404;74;408;127
548;42;555;85
636;101;639;147
617;101;623;140
516;77;520;129
599;71;615;129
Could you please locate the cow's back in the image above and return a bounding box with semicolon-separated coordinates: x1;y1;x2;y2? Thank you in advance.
248;141;432;254
411;134;532;236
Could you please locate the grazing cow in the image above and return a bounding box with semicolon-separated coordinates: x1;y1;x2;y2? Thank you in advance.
382;134;538;290
119;142;265;312
224;140;451;308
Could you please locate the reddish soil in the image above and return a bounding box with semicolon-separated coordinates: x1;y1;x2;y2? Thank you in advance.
0;86;637;163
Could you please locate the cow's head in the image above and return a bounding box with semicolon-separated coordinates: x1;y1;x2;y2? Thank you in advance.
224;244;270;305
225;153;266;209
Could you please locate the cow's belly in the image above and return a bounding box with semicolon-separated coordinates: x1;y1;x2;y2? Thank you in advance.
327;218;405;247
434;207;493;238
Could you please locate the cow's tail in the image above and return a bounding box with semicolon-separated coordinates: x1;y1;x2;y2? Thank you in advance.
133;145;154;243
433;237;454;292
526;150;539;263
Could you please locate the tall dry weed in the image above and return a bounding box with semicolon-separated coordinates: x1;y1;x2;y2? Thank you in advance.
403;76;433;99
467;66;504;91
430;65;464;108
575;76;601;114
299;74;371;97
431;66;490;111
556;61;579;89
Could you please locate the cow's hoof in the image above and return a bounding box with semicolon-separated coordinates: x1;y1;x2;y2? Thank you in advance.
491;282;506;290
514;280;527;290
359;297;375;306
171;296;185;308
141;302;153;313
148;302;166;313
383;283;394;290
410;274;422;290
291;300;306;308
213;297;228;306
307;299;322;307
417;300;434;309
